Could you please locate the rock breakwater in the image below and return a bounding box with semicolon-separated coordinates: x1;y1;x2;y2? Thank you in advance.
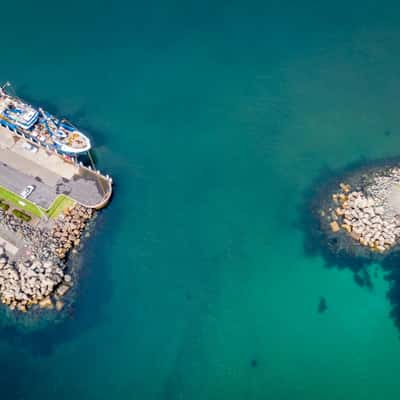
322;166;400;254
0;203;94;312
52;205;93;259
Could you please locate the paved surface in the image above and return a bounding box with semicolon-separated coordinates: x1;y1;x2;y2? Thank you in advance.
0;147;60;186
0;160;107;209
0;125;110;209
13;138;77;179
0;236;19;256
0;161;56;209
56;170;106;206
387;184;400;215
0;226;25;259
0;125;78;179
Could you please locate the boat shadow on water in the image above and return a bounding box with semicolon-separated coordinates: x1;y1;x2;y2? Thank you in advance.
298;156;400;331
0;206;116;356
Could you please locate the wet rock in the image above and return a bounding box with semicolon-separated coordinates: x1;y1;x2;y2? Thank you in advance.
56;284;70;297
330;221;340;233
55;300;64;311
39;297;53;309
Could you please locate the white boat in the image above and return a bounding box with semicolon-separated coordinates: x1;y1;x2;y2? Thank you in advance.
38;108;91;154
0;84;91;155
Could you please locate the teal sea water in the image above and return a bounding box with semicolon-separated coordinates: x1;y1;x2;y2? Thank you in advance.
2;1;400;398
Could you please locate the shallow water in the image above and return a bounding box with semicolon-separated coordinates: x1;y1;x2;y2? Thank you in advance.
2;1;400;399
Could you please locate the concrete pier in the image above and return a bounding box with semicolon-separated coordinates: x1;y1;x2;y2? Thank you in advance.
0;125;112;210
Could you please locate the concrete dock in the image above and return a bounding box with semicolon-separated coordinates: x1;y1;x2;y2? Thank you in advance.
0;125;112;210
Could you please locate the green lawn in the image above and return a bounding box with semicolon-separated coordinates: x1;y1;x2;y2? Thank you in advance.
45;195;75;219
0;185;75;219
0;185;44;217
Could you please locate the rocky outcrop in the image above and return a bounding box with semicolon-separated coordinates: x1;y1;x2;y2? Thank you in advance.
328;167;400;252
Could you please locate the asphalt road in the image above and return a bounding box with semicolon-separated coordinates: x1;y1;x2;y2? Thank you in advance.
57;169;106;207
0;160;107;210
0;161;56;209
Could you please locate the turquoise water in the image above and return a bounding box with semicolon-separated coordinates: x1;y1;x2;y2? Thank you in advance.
2;1;400;398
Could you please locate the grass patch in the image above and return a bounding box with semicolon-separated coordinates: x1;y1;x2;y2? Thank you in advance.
45;195;75;219
12;209;32;222
0;202;9;211
0;185;43;218
0;185;76;220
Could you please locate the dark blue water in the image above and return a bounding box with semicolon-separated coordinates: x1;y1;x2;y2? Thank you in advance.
1;1;400;399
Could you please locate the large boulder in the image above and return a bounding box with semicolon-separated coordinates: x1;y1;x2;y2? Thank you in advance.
39;297;53;309
56;284;70;297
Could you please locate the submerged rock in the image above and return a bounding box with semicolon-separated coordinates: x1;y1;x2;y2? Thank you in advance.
55;300;64;311
38;297;53;310
318;297;327;313
56;284;70;297
250;359;258;368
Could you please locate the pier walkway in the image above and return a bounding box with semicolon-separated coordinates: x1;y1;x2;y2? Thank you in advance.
0;125;112;210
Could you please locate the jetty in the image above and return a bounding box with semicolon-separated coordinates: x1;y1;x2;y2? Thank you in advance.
0;84;112;313
0;123;112;211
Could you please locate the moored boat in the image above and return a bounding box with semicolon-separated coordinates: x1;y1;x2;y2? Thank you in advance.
0;83;91;155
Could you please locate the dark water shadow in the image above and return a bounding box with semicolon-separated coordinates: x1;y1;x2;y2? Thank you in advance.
381;251;400;331
297;156;400;328
0;349;42;397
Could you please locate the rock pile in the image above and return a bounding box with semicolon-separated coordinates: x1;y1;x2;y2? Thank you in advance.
0;203;94;312
329;168;400;252
52;205;93;259
0;211;58;261
0;249;68;311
